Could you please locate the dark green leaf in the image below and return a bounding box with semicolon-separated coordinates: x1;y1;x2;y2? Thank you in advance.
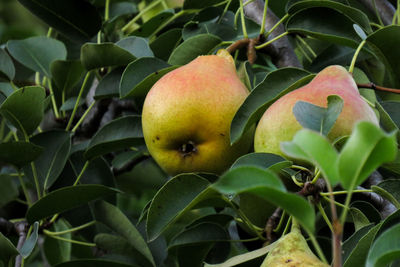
17;0;102;42
230;68;313;144
380;101;400;130
116;37;154;58
93;201;155;267
94;67;123;100
183;0;225;9
130;10;174;37
150;28;182;61
54;259;133;267
7;36;67;77
231;152;292;173
168;34;222;65
0;86;46;135
366;224;400;267
59;97;85;111
50;60;85;94
213;166;315;233
0;233;18;264
0;48;15;80
0;174;18;207
19;221;39;258
26;185;119;224
373;179;400;208
0;142;43;168
338;121;397;190
343;224;375;263
84;115;143;160
293;95;344;136
43;219;71;265
349;208;370;231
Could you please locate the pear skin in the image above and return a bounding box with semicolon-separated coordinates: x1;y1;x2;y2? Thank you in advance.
261;221;329;267
254;65;378;156
142;50;253;175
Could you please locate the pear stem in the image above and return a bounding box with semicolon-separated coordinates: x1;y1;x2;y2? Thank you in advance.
348;39;366;74
357;82;400;94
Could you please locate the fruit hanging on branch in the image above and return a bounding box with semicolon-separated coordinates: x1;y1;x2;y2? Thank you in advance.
254;65;379;156
142;50;253;175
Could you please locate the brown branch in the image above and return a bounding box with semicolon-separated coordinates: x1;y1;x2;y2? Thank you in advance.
15;222;28;267
357;82;400;94
226;39;250;54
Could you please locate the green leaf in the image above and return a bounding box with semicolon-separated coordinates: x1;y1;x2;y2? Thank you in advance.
337;121;397;190
23;130;71;191
50;60;85;94
53;259;133;267
380;101;400;130
130;10;174;37
43;219;71;265
26;185;119;224
281;129;340;185
0;174;18;207
116;37;154;58
7;36;67;77
213;166;315;233
92;201;155;267
349;208;370;231
372;179;400;209
0;233;18;264
17;0;102;42
0;142;43;168
366;25;400;87
19;221;39;258
168;34;222;65
342;224;375;263
84;115;143;160
150;28;182;61
119;57;175;100
293;95;344;136
0;48;15;81
94;67;123;100
183;0;225;9
80;43;135;70
230;68;313;144
0;86;46;135
366;224;400;267
147;174;219;241
231;152;292;172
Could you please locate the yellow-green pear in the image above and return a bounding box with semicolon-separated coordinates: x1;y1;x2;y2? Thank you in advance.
261;220;329;267
142;50;253;175
254;65;378;156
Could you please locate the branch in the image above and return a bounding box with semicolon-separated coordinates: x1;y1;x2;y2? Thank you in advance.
15;222;28;267
357;0;395;25
243;0;302;68
357;82;400;94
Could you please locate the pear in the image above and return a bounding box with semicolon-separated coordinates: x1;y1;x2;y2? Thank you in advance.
261;220;329;267
142;50;253;175
254;65;378;156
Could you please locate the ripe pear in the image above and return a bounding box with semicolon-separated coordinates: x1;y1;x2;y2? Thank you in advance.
254;65;378;156
261;220;329;267
142;50;253;175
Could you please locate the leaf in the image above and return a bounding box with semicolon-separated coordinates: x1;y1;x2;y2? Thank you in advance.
24;130;71;191
366;224;400;267
150;28;182;61
230;68;313;144
43;219;71;265
281;129;340;186
183;0;226;9
17;0;102;42
380;101;400;130
116;37;154;58
231;152;292;173
147;174;219;241
119;57;174;100
354;24;367;40
53;259;133;267
0;86;46;135
349;208;370;231
19;221;39;258
92;201;155;267
0;174;18;207
0;233;18;264
84;115;143;160
50;60;85;94
366;25;400;87
80;43;136;70
337;121;397;190
213;166;315;233
342;224;375;263
0;142;43;168
7;36;67;77
26;185;119;224
372;179;400;209
0;48;15;81
130;10;174;37
168;34;222;65
293;95;344;136
94;67;123;100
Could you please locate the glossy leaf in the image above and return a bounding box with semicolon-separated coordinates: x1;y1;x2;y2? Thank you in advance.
0;142;43;168
168;34;222;65
84;115;143;160
230;68;313;144
281;129;340;185
183;0;226;9
119;57;174;100
373;179;400;208
116;37;154;58
54;259;133;267
130;10;174;37
94;67;123;100
0;233;18;264
380;101;400;129
150;28;182;61
43;219;71;265
0;175;18;207
337;122;397;190
147;174;219;241
0;86;45;135
231;152;292;173
366;224;400;267
19;221;39;258
293;95;344;136
50;60;85;94
17;0;102;42
93;201;155;267
7;36;67;77
0;48;15;81
26;185;119;224
213;166;315;233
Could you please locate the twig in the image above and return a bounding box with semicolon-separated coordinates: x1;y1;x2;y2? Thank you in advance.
357;82;400;94
15;222;28;267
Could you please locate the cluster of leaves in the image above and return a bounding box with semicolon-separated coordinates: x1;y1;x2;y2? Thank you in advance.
0;0;400;266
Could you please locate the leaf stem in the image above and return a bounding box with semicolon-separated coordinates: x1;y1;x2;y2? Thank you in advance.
255;32;289;50
316;202;333;232
273;210;286;232
47;78;60;119
44;221;96;236
18;171;32;206
105;0;110;21
30;162;41;200
348;39;366;74
282;216;291;235
71;101;96;133
265;14;289;37
296;35;317;58
73;161;90;186
239;0;248;38
66;71;91;131
43;231;96;247
218;0;233;23
121;0;164;34
260;0;268;35
320;189;372;196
